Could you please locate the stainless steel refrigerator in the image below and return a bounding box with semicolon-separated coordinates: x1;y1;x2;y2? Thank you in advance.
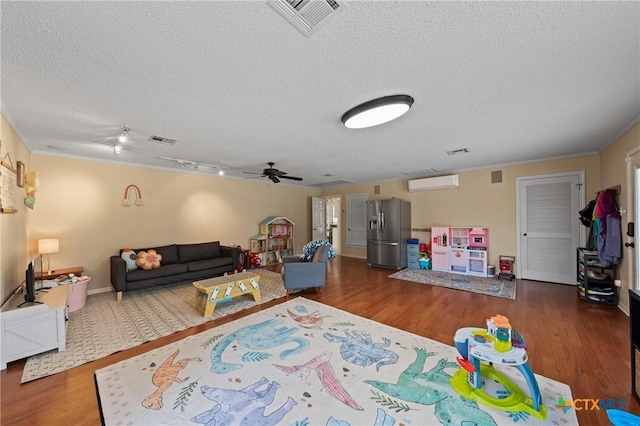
366;198;412;269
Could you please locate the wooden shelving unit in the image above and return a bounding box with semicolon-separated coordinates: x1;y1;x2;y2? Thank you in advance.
250;216;294;267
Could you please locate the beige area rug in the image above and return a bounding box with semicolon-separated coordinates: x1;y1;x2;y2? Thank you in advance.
95;298;577;426
21;269;286;383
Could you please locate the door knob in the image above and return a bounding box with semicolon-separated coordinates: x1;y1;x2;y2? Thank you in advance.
523;233;527;236
626;242;635;248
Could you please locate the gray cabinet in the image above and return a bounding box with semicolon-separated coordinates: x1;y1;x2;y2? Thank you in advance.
407;243;420;269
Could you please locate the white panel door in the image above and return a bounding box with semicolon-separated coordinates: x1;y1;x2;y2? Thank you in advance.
311;196;325;241
517;172;583;284
347;193;367;247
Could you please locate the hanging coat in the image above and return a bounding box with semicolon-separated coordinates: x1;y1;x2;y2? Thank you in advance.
594;189;622;265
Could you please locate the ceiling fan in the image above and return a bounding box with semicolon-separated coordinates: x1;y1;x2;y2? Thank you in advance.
244;162;303;183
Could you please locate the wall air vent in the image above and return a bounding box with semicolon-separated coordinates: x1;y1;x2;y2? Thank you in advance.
148;135;177;146
269;0;345;37
408;174;460;192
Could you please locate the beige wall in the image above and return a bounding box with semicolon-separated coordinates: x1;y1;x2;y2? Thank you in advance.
0;116;32;304
322;155;601;269
28;155;320;293
600;123;640;312
3;110;636;313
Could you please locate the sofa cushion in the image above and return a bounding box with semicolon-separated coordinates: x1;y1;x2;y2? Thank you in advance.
127;263;188;282
178;242;222;263
312;245;329;263
186;257;233;272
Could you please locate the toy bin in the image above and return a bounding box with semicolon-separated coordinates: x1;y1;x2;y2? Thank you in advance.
419;258;431;269
67;277;91;312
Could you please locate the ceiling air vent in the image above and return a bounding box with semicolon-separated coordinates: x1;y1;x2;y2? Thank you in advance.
148;135;177;146
269;0;345;37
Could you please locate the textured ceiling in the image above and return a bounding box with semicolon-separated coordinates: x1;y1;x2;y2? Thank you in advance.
2;1;639;187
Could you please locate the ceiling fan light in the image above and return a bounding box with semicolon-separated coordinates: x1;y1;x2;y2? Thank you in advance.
270;175;280;183
342;95;414;129
113;144;122;155
218;169;224;176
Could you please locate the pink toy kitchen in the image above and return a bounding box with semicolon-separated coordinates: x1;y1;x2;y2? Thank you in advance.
431;227;489;277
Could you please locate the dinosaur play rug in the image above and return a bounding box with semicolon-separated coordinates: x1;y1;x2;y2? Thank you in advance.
389;269;516;299
94;298;576;425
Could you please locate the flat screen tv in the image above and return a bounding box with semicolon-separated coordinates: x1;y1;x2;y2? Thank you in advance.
23;254;43;305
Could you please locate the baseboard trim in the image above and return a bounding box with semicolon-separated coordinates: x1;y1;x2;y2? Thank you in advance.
88;287;113;296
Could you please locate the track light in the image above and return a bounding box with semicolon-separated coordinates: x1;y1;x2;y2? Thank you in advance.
342;95;414;129
118;126;129;143
158;156;227;175
113;144;122;155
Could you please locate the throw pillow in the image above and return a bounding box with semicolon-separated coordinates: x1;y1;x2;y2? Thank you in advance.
121;248;138;271
136;249;163;270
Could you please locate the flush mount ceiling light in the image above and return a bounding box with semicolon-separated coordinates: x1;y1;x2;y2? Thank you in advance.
342;95;414;129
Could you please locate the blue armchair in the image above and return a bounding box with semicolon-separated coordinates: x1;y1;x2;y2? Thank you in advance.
282;245;329;296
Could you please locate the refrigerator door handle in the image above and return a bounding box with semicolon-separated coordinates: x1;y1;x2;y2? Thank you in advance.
378;241;399;246
380;210;385;233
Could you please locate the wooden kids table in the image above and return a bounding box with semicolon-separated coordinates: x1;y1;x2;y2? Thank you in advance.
192;272;261;317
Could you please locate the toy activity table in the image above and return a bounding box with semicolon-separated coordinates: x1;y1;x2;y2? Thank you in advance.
192;272;261;317
452;316;547;420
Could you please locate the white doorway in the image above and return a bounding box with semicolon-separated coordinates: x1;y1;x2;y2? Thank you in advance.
347;193;367;248
516;171;585;285
325;196;341;255
311;197;326;242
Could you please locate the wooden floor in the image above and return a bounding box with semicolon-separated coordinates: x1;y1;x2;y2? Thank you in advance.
1;256;638;425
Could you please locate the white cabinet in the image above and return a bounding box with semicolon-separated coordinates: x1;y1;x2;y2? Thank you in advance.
1;285;68;369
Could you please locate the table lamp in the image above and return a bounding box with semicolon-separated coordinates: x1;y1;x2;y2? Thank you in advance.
38;238;59;274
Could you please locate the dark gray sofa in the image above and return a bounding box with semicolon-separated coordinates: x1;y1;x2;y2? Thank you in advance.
110;241;238;300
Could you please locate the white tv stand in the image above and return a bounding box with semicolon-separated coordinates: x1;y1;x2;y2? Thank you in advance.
0;285;68;370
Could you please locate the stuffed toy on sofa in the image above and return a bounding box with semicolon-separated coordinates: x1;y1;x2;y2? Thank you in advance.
136;249;163;270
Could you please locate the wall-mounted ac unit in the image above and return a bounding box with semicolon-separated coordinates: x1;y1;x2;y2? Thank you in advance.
408;174;460;192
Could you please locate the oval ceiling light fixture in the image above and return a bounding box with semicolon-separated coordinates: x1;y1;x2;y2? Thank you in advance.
342;95;414;129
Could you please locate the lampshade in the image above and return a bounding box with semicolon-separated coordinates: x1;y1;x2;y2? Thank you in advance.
38;239;59;254
342;95;414;129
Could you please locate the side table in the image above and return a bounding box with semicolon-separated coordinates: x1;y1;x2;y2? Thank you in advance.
36;266;84;280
